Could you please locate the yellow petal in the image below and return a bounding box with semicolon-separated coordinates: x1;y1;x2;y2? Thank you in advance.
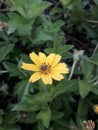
21;63;39;71
39;52;46;63
29;72;41;83
46;53;55;64
41;74;52;85
51;73;64;81
51;54;61;67
53;63;69;74
29;52;40;66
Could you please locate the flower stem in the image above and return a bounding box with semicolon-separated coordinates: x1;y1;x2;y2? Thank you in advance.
68;61;77;81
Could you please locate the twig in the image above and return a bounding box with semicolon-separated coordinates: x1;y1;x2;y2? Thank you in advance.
0;70;8;73
0;8;9;12
84;19;98;24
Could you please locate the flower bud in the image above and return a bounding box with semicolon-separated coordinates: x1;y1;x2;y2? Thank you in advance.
73;49;84;62
93;104;98;114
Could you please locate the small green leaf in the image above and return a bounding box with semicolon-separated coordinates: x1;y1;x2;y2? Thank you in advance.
81;56;94;80
26;92;52;103
8;13;32;35
79;80;93;98
34;28;53;42
43;19;64;33
9;0;25;8
2;125;21;130
8;13;28;28
50;20;65;33
15;79;28;101
91;85;98;95
82;23;98;38
53;34;61;50
27;1;52;19
51;111;64;121
3;112;17;125
38;121;44;130
36;106;51;128
76;98;89;121
51;80;76;98
93;0;98;5
60;0;71;6
56;45;73;54
44;35;73;54
89;52;98;65
16;7;27;19
44;48;55;54
3;62;25;78
13;102;41;112
10;0;51;19
0;116;3;125
0;44;14;62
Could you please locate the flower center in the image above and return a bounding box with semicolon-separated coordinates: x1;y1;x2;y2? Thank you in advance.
40;62;51;74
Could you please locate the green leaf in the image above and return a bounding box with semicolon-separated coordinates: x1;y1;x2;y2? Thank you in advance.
91;85;98;95
91;6;98;20
44;48;55;54
16;7;27;19
2;125;21;130
0;116;3;125
82;23;98;38
50;20;65;33
20;54;32;63
76;98;89;121
54;34;73;54
10;0;51;19
0;44;14;62
89;52;98;65
13;102;41;112
8;13;32;35
15;79;28;101
3;62;25;78
27;1;52;19
51;111;64;121
3;112;17;125
9;0;25;8
26;92;52;103
53;34;61;50
62;52;72;59
8;13;28;28
43;19;64;33
51;80;76;98
60;0;71;6
44;34;73;54
10;0;27;18
93;0;98;5
36;105;51;128
34;27;53;42
56;45;73;54
81;56;94;80
38;121;44;130
78;80;93;98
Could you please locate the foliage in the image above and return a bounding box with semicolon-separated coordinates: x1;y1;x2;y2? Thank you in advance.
0;0;98;130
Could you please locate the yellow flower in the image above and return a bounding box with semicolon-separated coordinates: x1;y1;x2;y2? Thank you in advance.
93;104;98;114
21;52;69;85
